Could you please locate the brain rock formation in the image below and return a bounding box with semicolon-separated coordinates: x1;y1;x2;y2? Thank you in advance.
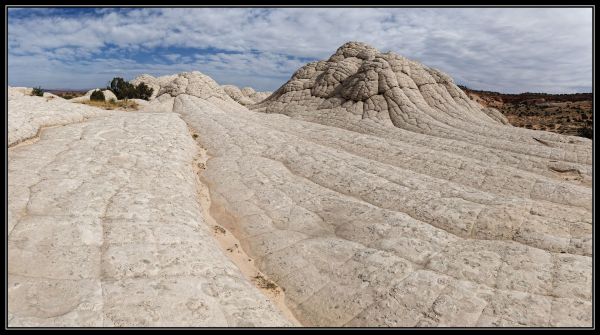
222;85;272;106
8;41;592;327
134;42;591;327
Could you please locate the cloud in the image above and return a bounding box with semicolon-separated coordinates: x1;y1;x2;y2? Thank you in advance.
7;7;592;93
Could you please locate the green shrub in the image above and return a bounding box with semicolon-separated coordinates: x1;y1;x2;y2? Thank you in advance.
107;77;153;100
135;82;153;100
90;90;105;101
31;87;44;96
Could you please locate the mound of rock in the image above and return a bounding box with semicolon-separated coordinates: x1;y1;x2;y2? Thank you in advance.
131;74;271;107
71;89;118;102
132;49;590;326
222;85;272;106
252;42;589;150
130;73;178;100
8;41;592;327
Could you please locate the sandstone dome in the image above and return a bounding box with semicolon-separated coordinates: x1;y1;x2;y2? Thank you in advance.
222;85;273;106
253;42;588;148
9;42;591;327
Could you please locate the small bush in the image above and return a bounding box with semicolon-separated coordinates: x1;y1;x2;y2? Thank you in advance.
135;82;153;100
107;77;153;101
90;90;105;101
578;127;593;139
55;91;85;100
31;87;44;96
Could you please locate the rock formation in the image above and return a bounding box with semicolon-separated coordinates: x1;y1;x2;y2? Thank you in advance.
222;85;272;106
70;89;118;102
7;87;293;327
8;41;592;327
130;73;178;100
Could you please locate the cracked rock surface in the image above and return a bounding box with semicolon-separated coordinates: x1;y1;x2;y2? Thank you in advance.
222;85;272;106
7;92;292;327
136;42;592;327
8;41;592;327
8;88;109;147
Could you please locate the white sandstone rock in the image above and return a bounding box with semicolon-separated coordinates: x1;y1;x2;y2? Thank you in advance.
7;88;293;327
70;89;117;102
102;90;117;101
7;41;592;327
222;84;272;106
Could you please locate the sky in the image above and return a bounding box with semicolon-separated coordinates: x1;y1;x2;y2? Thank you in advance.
7;7;593;93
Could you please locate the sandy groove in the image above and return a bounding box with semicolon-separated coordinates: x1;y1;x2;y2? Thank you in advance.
189;131;302;327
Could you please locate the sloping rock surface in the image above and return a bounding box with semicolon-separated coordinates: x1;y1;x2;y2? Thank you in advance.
139;44;592;327
222;85;272;106
7;89;292;327
8;41;592;327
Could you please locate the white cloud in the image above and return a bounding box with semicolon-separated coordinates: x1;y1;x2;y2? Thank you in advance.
7;7;592;93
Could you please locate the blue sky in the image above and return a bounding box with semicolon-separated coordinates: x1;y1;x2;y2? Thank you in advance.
7;7;593;93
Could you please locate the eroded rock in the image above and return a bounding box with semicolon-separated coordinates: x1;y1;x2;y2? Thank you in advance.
7;90;293;327
7;41;592;327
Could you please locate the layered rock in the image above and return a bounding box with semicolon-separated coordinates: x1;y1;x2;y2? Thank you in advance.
8;41;592;327
7;87;293;327
252;42;591;159
133;41;591;326
8;86;107;146
130;73;178;100
222;85;272;106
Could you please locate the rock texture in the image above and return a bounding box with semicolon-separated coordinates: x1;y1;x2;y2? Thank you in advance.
131;74;271;106
8;41;592;327
222;85;272;106
8;87;107;147
145;43;591;327
7;89;293;327
71;89;118;102
130;73;183;100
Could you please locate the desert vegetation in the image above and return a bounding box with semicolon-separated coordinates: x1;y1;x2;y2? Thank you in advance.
460;85;593;138
31;86;44;96
578;126;593;139
107;77;153;100
8;42;592;328
90;90;105;101
76;98;139;111
45;90;86;99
